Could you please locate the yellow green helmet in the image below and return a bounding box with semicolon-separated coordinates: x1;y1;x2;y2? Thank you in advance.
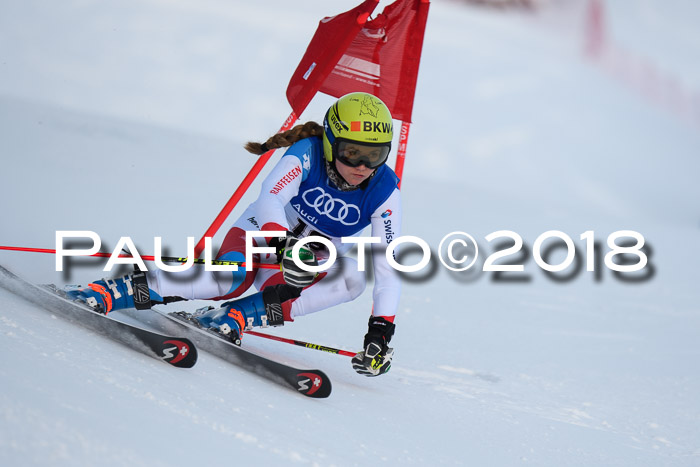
322;92;393;169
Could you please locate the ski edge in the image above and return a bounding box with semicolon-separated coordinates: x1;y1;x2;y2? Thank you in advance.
151;307;332;398
0;265;198;368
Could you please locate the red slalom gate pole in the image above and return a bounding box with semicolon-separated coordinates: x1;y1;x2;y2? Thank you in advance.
245;330;356;358
193;111;298;259
394;121;411;189
585;0;605;58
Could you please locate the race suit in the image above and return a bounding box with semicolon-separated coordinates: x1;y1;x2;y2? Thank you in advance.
146;136;402;320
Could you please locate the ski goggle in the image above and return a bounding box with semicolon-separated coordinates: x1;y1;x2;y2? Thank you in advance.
334;139;391;169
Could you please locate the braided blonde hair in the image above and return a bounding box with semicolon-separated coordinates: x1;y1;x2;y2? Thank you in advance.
244;121;324;155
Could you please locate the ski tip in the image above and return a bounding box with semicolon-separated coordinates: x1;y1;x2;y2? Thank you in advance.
296;371;332;398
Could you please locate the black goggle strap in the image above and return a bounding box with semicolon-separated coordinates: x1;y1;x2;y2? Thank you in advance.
323;103;349;153
323;109;336;149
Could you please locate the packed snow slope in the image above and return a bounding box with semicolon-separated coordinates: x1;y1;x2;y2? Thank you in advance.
1;0;699;465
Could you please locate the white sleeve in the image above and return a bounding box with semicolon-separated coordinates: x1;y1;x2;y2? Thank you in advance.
370;188;402;318
249;155;304;229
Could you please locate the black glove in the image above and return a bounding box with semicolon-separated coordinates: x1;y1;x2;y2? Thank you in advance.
352;316;395;377
269;231;318;288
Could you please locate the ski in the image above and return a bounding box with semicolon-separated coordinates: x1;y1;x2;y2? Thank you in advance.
0;265;197;368
151;308;332;398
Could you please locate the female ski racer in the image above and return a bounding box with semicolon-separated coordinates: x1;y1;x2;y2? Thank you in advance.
66;92;401;376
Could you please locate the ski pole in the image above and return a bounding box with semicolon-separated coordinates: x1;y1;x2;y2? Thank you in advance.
0;245;280;270
245;330;356;358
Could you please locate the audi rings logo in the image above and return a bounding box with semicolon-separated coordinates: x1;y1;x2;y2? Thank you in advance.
302;187;361;225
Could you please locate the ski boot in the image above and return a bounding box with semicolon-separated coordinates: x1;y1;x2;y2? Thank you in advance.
64;272;160;314
188;284;300;345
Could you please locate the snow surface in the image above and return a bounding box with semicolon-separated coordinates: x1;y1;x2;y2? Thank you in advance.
1;0;700;465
